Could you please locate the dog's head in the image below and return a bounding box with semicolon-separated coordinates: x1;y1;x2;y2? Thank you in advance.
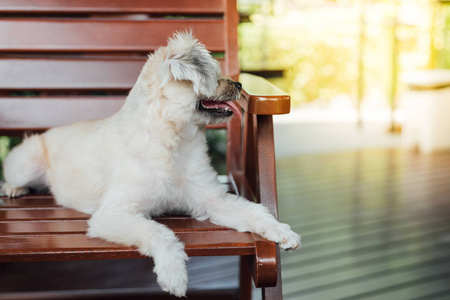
144;31;242;125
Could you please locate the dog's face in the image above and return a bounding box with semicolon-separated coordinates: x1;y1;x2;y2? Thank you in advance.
195;78;242;124
145;32;242;125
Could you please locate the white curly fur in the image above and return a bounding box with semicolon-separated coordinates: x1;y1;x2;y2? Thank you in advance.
1;32;300;297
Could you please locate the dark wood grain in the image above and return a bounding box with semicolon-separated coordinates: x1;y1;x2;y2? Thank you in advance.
0;231;257;263
223;0;240;80
250;234;278;288
226;108;243;174
0;0;225;14
0;20;225;52
0;96;125;133
0;58;226;91
243;113;258;200
256;115;278;218
254;115;283;298
0;218;231;236
0;208;89;222
239;74;291;115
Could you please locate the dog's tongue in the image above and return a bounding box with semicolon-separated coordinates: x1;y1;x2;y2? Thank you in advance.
202;100;242;119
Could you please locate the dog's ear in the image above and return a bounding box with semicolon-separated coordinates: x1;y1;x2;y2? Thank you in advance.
161;31;219;97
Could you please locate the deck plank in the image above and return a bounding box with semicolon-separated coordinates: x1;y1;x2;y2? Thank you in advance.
276;149;450;300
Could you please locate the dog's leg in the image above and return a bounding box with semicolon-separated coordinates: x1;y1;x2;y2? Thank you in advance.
204;194;300;250
87;200;188;297
1;135;47;198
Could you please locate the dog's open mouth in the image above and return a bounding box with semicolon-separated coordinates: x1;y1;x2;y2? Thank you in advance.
198;100;242;119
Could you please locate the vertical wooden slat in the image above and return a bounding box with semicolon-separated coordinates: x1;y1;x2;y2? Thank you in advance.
223;0;240;79
243;113;259;201
227;116;242;174
255;115;279;218
254;115;282;299
239;256;253;299
242;114;281;215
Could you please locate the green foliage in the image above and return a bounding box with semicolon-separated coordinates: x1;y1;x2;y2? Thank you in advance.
0;136;22;181
436;4;450;68
239;18;358;106
238;0;441;107
206;129;227;175
0;137;9;163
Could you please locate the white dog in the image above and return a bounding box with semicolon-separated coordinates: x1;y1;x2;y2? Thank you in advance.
1;32;300;297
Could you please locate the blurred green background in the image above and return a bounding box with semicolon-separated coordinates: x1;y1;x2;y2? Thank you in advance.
238;0;450;108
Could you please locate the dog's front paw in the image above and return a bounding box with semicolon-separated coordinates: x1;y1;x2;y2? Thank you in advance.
279;229;301;251
153;244;189;297
264;223;301;251
155;257;188;297
157;266;188;297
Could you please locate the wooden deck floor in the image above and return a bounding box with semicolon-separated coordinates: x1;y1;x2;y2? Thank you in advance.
276;148;450;300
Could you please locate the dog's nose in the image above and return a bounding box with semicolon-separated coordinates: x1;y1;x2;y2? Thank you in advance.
234;81;242;91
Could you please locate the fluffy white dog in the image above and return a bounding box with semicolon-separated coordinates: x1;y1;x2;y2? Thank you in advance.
1;32;300;297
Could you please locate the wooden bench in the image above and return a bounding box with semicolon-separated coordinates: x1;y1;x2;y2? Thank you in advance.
0;1;290;299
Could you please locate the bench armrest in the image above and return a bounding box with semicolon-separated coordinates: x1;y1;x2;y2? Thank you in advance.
238;73;291;115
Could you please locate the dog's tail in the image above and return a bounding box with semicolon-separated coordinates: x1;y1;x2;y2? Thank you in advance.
2;135;48;197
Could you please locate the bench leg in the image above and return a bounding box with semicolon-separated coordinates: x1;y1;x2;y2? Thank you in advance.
262;248;283;300
239;256;253;300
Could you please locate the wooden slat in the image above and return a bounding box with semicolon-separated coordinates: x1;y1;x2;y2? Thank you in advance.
0;58;227;91
0;0;225;14
0;231;255;262
0;208;89;222
0;96;125;132
0;59;141;90
0;218;229;236
0;20;225;52
156;218;229;233
0;196;59;208
0;220;88;235
0;96;230;133
224;0;240;80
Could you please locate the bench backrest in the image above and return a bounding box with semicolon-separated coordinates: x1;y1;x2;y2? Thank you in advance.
0;0;239;135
